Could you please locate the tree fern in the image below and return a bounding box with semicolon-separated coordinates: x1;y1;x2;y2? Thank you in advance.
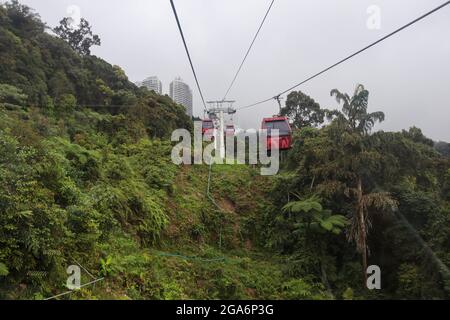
282;196;349;235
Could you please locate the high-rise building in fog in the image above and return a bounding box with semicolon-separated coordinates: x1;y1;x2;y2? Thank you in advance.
170;77;193;117
140;76;162;94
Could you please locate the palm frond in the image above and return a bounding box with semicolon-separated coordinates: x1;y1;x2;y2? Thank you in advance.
330;89;349;106
361;192;398;212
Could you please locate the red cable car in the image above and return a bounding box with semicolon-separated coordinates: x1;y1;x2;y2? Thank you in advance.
261;116;292;151
225;124;235;136
202;119;214;135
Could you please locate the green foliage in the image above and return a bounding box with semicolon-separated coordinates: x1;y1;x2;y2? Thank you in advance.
281;279;329;300
0;1;299;301
396;264;422;298
270;84;450;298
54;17;101;56
280;91;326;129
282;195;349;235
0;263;9;276
0;105;182;298
0;0;192;139
55;94;77;114
402;127;434;147
1;1;448;301
342;287;354;300
99;256;113;277
0;83;27;106
330;84;385;135
0;130;70;275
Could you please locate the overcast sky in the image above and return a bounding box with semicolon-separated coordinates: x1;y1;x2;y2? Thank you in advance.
15;0;450;141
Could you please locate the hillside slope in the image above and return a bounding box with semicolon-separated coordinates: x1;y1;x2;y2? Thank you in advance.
0;2;327;299
1;1;449;301
0;104;329;299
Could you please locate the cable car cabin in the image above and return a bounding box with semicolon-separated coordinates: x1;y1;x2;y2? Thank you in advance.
261;117;292;151
225;125;235;136
202;119;214;135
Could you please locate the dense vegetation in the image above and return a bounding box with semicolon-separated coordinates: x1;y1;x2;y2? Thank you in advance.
268;88;450;299
0;1;311;300
0;1;449;300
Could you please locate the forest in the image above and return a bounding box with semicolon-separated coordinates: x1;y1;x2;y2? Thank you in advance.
0;1;449;300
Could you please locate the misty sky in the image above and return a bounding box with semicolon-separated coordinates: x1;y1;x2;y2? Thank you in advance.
13;0;450;141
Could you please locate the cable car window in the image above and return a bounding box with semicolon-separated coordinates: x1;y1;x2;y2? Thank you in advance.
202;121;214;129
265;120;290;136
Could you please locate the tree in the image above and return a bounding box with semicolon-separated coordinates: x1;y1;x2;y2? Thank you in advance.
281;195;348;295
402;127;434;147
3;0;44;36
54;17;101;55
330;84;385;135
327;84;395;283
96;78;114;105
56;93;77;114
280;91;326;129
283;85;397;286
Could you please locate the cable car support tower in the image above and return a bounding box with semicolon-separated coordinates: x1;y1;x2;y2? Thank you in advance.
206;100;236;159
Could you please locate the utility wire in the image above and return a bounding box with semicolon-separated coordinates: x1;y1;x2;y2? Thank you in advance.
170;0;208;111
238;0;450;111
44;277;104;300
169;0;231;244
222;0;275;101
